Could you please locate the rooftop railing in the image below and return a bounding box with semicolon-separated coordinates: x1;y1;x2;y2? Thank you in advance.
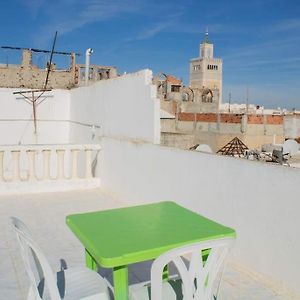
0;144;101;193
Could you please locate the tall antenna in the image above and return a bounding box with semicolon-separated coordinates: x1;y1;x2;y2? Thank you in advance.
44;31;57;89
13;31;59;136
228;92;231;113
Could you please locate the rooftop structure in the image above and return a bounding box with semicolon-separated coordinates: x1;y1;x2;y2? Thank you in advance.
217;137;249;157
0;49;117;89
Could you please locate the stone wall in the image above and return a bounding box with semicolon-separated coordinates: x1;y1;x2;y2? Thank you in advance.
161;112;285;150
0;50;117;90
0;50;77;89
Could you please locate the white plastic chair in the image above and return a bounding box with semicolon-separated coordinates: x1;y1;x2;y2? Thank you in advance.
129;237;234;300
11;217;111;300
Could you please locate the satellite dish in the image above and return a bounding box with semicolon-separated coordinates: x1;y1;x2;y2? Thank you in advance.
283;139;299;155
195;144;213;153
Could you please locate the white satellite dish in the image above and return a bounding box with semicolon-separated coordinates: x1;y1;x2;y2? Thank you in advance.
283;139;299;155
195;144;213;153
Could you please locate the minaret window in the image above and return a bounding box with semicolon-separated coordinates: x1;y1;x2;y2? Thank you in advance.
207;65;218;70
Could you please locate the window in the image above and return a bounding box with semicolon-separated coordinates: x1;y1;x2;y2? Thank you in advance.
171;85;180;92
207;65;218;70
193;65;201;71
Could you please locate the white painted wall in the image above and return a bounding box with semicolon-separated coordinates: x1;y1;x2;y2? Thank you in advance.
98;137;300;295
69;69;160;144
0;71;161;193
0;88;70;144
0;69;160;146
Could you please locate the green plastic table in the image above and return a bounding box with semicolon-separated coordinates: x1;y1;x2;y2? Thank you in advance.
66;201;235;300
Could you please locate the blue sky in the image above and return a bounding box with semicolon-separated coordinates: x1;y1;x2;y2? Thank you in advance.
0;0;300;108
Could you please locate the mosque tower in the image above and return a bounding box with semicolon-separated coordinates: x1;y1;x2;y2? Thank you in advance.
189;30;223;103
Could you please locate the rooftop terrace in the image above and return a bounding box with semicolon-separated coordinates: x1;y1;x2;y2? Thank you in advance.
1;70;300;299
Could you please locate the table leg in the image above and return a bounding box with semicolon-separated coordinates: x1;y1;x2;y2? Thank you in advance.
85;249;97;271
113;265;128;300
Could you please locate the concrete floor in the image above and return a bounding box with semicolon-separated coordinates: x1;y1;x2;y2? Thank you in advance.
0;189;296;299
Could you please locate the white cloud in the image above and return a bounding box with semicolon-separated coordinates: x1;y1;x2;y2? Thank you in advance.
32;0;142;46
123;14;181;43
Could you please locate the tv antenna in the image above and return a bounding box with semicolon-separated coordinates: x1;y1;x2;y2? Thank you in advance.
12;31;59;135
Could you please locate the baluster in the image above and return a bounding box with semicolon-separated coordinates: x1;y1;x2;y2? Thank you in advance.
71;149;80;179
56;149;65;179
26;150;37;181
85;149;93;178
42;150;51;180
11;150;21;181
0;151;4;181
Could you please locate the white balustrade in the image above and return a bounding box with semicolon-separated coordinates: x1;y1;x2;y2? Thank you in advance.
56;149;66;180
11;150;21;181
71;149;80;179
42;150;51;180
0;144;101;183
26;150;37;181
85;149;93;178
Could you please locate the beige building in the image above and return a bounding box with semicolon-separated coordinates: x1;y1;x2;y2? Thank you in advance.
0;50;117;90
189;31;222;105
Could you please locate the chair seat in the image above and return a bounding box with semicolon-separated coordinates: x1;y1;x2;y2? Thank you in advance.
129;279;183;300
31;267;110;300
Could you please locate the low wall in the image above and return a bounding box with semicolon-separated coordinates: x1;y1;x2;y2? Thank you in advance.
98;137;300;295
0;144;101;194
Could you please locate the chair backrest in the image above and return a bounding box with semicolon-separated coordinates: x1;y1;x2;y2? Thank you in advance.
150;237;234;300
11;217;61;300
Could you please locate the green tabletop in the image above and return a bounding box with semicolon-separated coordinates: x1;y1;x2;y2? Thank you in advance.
66;201;235;299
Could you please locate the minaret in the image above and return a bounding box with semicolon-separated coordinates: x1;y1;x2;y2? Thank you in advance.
189;30;223;104
200;30;214;59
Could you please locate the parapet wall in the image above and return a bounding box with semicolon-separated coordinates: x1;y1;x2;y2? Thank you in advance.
99;137;300;296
